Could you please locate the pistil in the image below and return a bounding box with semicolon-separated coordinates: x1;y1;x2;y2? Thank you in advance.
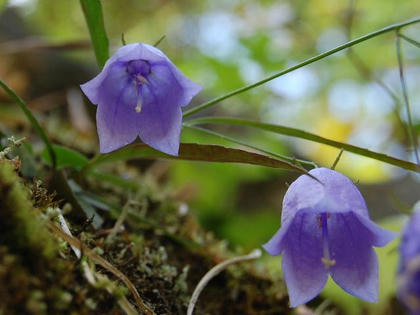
321;212;336;269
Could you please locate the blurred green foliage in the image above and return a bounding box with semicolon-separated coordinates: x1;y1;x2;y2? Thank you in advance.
1;4;419;312
3;0;419;246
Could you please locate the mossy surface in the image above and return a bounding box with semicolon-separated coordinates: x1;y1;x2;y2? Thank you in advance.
0;156;340;314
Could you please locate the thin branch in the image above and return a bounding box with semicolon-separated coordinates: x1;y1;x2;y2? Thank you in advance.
0;37;91;55
399;33;420;49
121;33;127;46
183;17;420;117
396;32;420;164
343;0;412;154
48;222;155;315
56;209;137;315
331;148;344;170
153;35;166;47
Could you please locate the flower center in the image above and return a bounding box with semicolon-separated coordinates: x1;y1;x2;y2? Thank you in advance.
320;213;336;269
127;59;151;76
126;60;151;113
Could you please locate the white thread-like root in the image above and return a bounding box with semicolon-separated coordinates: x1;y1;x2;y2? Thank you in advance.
187;249;262;315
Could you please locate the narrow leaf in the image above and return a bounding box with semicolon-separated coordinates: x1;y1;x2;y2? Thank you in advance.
42;144;88;169
0;78;56;168
80;0;109;69
183;124;317;169
187;117;420;173
183;17;420;117
84;143;309;174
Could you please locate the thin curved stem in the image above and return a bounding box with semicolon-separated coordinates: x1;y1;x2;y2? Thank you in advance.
0;79;57;168
187;116;420;172
396;32;420;164
183;17;420;118
399;33;420;49
187;249;262;315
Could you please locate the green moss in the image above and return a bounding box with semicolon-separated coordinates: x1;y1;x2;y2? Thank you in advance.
0;161;57;265
0;161;125;314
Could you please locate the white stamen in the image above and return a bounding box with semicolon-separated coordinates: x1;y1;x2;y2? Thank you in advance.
135;96;142;113
136;74;149;84
321;213;336;269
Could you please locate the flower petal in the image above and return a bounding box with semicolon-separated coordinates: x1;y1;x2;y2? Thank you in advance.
95;63;139;153
398;257;420;314
163;64;202;107
281;168;372;224
399;209;420;277
329;212;380;302
136;75;183;155
263;218;296;256
355;213;397;247
80;43;167;104
81;43;201;155
281;211;328;307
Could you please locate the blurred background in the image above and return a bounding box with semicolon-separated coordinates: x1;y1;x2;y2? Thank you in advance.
0;0;419;252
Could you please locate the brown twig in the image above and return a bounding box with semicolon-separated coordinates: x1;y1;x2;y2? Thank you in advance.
48;222;155;315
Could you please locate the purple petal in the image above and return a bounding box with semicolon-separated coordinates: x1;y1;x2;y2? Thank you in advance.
136;79;182;155
80;43;170;105
281;211;328;307
134;61;200;155
282;168;371;225
281;173;324;225
328;212;381;302
355;213;397;247
400;209;420;269
80;45;138;105
398;257;420;314
81;43;201;155
263;219;294;256
163;63;202;107
398;208;420;313
95;63;139;153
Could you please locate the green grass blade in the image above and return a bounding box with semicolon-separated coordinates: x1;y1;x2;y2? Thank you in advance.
183;17;420;117
0;79;56;168
84;142;309;174
42;144;89;170
80;0;109;69
187;117;420;173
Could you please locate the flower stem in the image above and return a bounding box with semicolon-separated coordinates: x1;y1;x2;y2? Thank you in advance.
396;31;420;164
399;33;420;49
183;17;420;118
0;79;57;168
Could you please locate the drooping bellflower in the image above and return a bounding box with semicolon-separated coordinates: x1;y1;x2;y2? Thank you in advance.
398;206;420;314
263;167;396;307
81;43;202;155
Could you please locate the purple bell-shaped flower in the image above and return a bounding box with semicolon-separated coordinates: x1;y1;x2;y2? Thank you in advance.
263;167;396;307
398;206;420;315
81;43;202;155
